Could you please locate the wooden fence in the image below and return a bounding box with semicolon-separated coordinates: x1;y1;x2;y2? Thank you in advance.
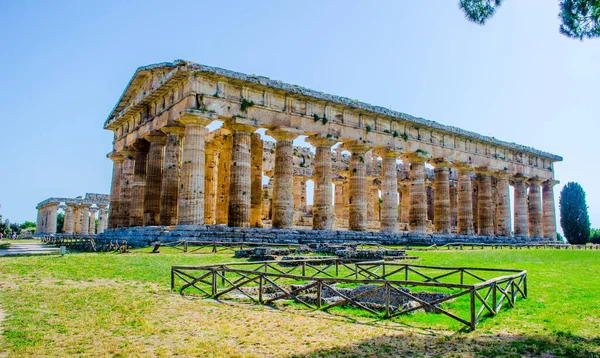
41;236;128;253
171;259;527;330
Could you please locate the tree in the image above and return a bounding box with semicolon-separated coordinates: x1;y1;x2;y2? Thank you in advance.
19;221;36;229
559;182;590;244
459;0;600;40
56;213;65;234
590;228;600;244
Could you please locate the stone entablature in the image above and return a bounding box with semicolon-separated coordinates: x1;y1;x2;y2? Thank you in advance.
35;193;110;236
105;60;561;180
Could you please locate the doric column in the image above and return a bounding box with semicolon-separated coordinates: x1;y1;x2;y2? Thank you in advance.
456;165;474;235
542;180;558;240
107;151;124;229
89;209;97;234
378;149;400;233
472;181;479;234
129;140;149;226
250;133;264;227
64;203;76;234
449;182;458;228
431;162;451;234
405;153;428;233
512;174;529;237
119;147;135;228
528;177;544;238
307;135;337;230
73;205;81;234
293;177;304;218
227;120;255;227
215;134;233;224
495;172;511;236
333;178;345;220
46;203;58;234
143;131;167;226
204;142;219;225
35;207;42;234
177;114;213;225
475;170;494;236
343;178;350;221
97;205;107;234
347;144;370;231
367;177;377;224
400;180;410;224
159;125;184;226
268;128;302;229
80;204;90;234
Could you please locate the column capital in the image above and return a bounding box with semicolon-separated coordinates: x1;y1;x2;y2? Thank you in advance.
79;203;91;209
266;126;303;141
429;158;453;168
306;134;338;148
528;176;544;185
119;146;136;158
66;202;78;208
143;130;167;144
543;179;560;187
512;173;529;182
374;146;403;158
342;141;372;154
473;166;494;175
225;117;258;133
132;138;150;151
161;122;185;135
453;161;473;172
178;109;217;126
403;150;430;163
107;151;125;162
97;205;108;210
493;169;511;179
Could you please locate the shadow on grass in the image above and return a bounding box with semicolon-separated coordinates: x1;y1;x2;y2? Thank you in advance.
291;331;600;358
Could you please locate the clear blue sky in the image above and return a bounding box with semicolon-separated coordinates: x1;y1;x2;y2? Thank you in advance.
0;1;598;229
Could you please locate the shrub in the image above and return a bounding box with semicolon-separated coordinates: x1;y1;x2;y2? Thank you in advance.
559;182;590;245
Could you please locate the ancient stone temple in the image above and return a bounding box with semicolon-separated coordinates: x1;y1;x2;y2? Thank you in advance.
35;193;110;235
101;60;562;244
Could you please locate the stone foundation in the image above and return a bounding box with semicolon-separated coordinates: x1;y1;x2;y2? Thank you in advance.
98;226;554;248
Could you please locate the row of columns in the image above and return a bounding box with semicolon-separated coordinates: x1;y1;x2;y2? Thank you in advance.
35;203;107;235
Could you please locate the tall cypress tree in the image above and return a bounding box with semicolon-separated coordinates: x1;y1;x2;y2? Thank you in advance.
559;182;590;244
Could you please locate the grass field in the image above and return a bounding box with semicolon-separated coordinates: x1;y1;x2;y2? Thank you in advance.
0;241;598;357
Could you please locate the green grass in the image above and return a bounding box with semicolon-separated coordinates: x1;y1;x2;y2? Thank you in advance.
0;243;598;357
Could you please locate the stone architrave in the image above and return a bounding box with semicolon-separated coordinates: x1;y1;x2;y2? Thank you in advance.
377;148;401;233
250;133;264;227
456;164;474;235
159;125;185;226
528;177;544;238
542;180;558;240
267;127;302;229
494;172;511;236
107;151;124;229
143;131;167;226
512;174;529;237
130;140;150;226
307;134;337;230
227;119;256;227
405;152;428;233
177;113;214;225
475;169;494;236
215;133;233;225
431;160;451;234
204;143;219;225
119;147;136;228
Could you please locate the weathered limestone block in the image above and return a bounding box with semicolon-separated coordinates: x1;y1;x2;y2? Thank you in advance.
307;135;337;230
160;126;184;226
542;180;558;240
432;162;451;234
216;134;233;225
512;174;529;237
130;140;149;226
379;150;400;233
457;166;474;235
476;171;494;236
178;115;213;225
228;121;254;227
204;143;219;225
495;172;511;236
528;178;544;238
119;147;135;228
347;144;370;231
406;153;428;234
107;151;124;229
268;128;301;229
143;131;167;226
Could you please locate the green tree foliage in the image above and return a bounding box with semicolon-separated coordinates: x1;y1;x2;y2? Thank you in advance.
590;228;600;244
459;0;600;40
56;213;65;234
559;182;590;244
19;221;36;229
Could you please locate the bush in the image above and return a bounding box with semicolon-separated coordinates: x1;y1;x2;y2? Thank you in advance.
559;182;590;245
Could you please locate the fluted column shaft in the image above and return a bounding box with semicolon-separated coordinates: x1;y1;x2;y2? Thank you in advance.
542;181;558;240
80;205;90;234
408;161;427;233
178;121;208;225
250;133;264;227
348;148;369;231
477;173;494;236
159;129;183;226
130;141;149;226
228;130;252;227
204;144;219;225
107;152;124;229
450;184;458;228
433;167;451;233
119;149;135;228
64;204;75;234
216;135;232;224
513;176;529;237
528;180;543;238
74;206;81;234
334;180;345;220
270;131;298;229
400;183;410;223
311;140;336;230
143;133;166;226
89;211;96;234
380;154;399;233
495;175;511;236
457;168;474;235
97;206;107;234
367;179;377;223
46;204;58;234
